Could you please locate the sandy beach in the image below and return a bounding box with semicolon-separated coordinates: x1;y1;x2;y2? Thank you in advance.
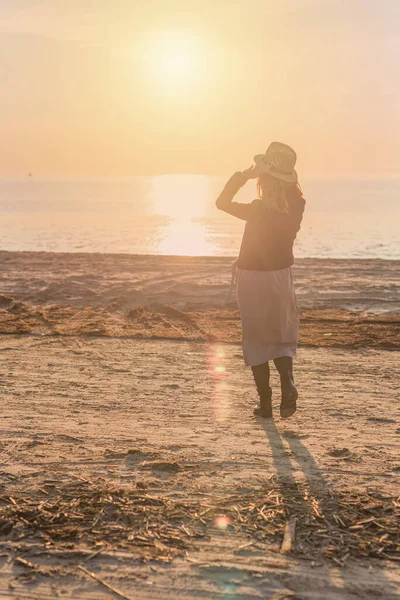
0;252;398;347
0;252;399;599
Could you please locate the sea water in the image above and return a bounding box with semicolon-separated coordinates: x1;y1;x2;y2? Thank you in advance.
0;175;399;259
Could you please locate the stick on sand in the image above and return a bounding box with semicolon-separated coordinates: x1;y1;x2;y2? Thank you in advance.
78;566;135;600
280;517;296;554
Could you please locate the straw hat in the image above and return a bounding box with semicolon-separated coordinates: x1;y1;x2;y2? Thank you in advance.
254;141;298;183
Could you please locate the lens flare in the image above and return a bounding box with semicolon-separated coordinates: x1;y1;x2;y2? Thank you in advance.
209;345;231;423
214;515;230;530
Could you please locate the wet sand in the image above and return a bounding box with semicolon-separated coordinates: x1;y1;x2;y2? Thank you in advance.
0;252;399;599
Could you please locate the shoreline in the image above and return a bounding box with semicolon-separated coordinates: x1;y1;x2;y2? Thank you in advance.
1;248;399;261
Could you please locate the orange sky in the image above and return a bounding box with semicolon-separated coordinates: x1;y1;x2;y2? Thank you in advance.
0;0;399;177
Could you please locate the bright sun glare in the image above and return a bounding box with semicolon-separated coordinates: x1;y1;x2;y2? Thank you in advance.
144;31;205;90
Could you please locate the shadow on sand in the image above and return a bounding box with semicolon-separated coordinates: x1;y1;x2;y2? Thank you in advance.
260;417;397;598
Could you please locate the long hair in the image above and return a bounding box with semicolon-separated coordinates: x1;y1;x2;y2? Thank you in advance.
257;172;304;214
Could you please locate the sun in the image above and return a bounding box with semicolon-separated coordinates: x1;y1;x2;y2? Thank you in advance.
161;52;190;79
142;31;206;91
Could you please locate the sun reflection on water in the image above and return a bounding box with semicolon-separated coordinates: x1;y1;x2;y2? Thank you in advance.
150;174;215;255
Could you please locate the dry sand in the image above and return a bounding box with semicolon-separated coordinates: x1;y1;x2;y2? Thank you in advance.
0;252;399;599
0;252;398;348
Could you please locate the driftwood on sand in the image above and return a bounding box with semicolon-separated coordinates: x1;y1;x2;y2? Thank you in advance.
1;478;399;565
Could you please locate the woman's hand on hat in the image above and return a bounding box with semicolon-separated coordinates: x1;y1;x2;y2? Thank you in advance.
241;165;259;181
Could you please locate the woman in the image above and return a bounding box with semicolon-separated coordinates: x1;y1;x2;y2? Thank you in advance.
216;142;305;419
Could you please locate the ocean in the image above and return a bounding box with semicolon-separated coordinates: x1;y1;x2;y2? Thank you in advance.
0;176;399;259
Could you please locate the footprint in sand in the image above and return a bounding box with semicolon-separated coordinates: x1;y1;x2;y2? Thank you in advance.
282;430;310;439
140;460;181;475
328;411;351;419
52;434;83;443
104;448;153;463
327;447;353;458
0;295;14;310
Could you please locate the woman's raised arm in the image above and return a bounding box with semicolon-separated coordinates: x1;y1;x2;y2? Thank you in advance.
215;167;258;221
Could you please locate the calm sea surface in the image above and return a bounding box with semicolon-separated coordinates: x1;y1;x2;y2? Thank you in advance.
0;176;399;259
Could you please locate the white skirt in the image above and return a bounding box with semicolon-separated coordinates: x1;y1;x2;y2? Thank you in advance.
236;267;299;367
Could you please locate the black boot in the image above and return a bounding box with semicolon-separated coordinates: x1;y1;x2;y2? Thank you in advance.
251;362;273;419
273;357;298;419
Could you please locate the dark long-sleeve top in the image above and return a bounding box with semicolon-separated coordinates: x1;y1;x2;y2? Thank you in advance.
216;172;305;271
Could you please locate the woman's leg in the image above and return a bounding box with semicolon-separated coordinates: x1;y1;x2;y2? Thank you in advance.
251;362;272;418
273;356;298;418
273;356;294;385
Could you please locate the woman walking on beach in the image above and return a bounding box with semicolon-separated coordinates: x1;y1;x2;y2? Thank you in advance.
216;142;305;419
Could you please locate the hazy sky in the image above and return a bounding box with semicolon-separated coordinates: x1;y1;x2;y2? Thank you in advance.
0;0;399;177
